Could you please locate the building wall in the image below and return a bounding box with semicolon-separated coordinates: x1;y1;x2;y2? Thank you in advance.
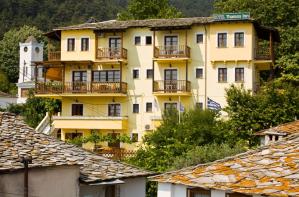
0;97;17;108
61;30;96;61
0;165;80;197
42;21;271;150
79;177;146;197
157;183;264;197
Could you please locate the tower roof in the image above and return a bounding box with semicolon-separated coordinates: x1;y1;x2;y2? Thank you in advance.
25;36;38;44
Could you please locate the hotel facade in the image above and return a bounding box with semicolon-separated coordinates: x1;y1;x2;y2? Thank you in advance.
33;15;279;150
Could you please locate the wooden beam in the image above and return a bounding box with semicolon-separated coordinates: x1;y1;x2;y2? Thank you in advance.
152;60;155;92
120;61;122;93
269;31;274;79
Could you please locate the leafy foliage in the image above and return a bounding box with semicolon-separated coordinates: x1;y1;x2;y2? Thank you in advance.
128;109;242;173
0;25;45;83
118;0;183;20
171;142;247;169
224;83;299;146
5;91;61;128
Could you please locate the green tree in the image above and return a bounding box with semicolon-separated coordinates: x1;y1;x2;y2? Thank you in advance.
224;83;299;146
214;0;299;84
118;0;183;20
0;69;11;93
0;25;45;83
128;109;237;173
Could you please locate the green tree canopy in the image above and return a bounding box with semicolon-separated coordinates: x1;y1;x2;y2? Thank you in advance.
0;25;45;83
128;109;243;173
118;0;183;20
224;83;299;145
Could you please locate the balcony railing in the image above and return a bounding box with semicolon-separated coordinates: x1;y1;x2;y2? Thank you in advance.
48;51;61;61
36;81;127;94
154;45;190;58
255;46;271;60
96;48;127;60
96;148;136;161
153;80;191;93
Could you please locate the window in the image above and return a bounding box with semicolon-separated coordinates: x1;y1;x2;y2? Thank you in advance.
196;102;203;110
133;104;139;113
196;68;203;79
146;36;152;45
92;70;120;82
235;68;244;82
164;103;177;111
226;193;251;197
218;68;227;82
131;133;138;142
107;133;120;148
188;188;210;197
234;32;244;47
134;36;141;45
196;33;203;43
146;102;153;112
146;69;153;79
81;37;89;51
133;69;139;79
67;38;75;51
108;104;121;117
65;132;83;140
72;104;83;116
217;33;227;48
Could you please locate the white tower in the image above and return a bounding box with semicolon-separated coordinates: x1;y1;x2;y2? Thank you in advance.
17;36;43;103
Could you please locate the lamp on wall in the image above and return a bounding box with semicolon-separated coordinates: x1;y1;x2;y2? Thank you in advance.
112;98;115;102
169;64;172;68
169;97;172;101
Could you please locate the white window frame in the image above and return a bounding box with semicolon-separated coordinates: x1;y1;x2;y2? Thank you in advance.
80;36;90;51
133;35;142;45
233;31;245;48
132;68;140;79
66;37;76;52
195;67;204;79
216;32;228;48
195;32;204;44
107;103;122;117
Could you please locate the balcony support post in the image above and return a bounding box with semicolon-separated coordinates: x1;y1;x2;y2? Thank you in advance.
152;60;155;92
153;30;156;54
62;63;65;93
185;29;188;54
186;60;188;91
95;32;98;59
120;61;122;93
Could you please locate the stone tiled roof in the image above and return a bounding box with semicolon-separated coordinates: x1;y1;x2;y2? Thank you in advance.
53;17;228;31
150;134;299;196
0;112;152;183
255;120;299;136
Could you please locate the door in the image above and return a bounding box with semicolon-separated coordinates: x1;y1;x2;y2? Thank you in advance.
164;69;178;92
164;36;178;55
105;185;116;197
72;71;87;92
109;37;121;58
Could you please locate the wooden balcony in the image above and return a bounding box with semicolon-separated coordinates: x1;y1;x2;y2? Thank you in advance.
96;48;127;60
36;81;127;95
153;80;191;94
96;148;136;161
48;51;61;61
255;46;271;60
154;45;190;59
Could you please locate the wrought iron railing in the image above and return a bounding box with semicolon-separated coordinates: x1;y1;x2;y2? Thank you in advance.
153;80;191;93
154;45;190;58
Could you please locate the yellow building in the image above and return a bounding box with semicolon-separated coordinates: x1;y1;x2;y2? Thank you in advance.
34;14;279;151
